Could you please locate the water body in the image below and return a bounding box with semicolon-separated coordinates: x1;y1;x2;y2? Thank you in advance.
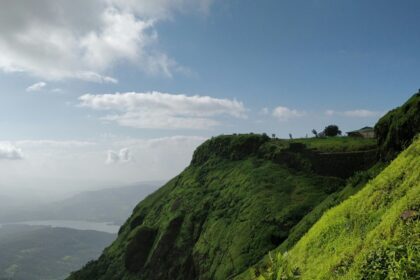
1;220;120;234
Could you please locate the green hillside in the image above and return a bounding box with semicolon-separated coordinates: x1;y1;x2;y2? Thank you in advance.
69;94;419;280
68;134;376;280
240;136;419;280
375;92;420;161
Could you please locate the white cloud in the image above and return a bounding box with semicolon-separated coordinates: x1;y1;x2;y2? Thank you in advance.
74;72;119;84
272;106;305;121
26;81;47;92
115;135;207;148
0;143;23;160
105;148;133;164
325;109;381;118
325;109;335;116
15;140;96;148
0;135;205;199
343;109;381;118
79;91;246;129
260;107;270;115
51;88;64;93
0;0;213;82
108;0;214;19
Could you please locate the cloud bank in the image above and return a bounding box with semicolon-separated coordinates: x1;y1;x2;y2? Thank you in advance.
0;0;213;82
0;143;23;160
79;91;246;129
0;136;206;199
325;109;382;118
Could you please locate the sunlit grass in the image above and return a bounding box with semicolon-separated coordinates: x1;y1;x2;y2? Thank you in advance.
242;137;419;280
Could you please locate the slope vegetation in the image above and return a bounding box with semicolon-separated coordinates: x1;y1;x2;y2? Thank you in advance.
240;137;420;280
69;93;419;280
375;92;420;161
68;134;376;280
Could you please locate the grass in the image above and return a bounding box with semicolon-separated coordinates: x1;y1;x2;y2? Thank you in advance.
375;92;420;160
240;137;420;280
68;133;383;280
234;162;387;279
68;93;420;280
288;136;377;152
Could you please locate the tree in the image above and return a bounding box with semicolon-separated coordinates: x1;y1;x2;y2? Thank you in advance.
323;125;342;137
312;129;318;138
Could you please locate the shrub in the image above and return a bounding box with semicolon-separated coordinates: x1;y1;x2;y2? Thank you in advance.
323;125;342;137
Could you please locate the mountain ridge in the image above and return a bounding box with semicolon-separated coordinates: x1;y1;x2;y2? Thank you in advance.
68;135;377;280
69;92;419;280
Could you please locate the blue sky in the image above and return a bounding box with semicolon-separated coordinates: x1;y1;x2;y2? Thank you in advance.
0;0;419;198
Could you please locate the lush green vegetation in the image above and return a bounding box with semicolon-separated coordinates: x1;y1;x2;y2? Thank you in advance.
68;133;379;280
237;162;388;278
239;137;420;280
289;137;376;153
375;92;420;161
0;225;114;280
323;124;342;137
276;162;387;253
69;94;420;280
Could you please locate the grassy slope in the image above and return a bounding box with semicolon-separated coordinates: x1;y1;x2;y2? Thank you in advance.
241;137;420;280
375;92;420;160
276;162;386;253
290;137;376;152
68;134;379;280
237;162;387;278
69;94;418;280
256;137;376;154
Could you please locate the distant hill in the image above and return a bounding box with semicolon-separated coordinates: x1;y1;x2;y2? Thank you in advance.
0;225;115;280
0;182;162;280
0;182;162;225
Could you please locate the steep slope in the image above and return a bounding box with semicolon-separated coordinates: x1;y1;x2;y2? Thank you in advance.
240;137;420;280
375;92;420;161
68;134;377;280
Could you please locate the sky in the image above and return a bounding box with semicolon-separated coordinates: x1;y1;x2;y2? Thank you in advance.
0;0;419;200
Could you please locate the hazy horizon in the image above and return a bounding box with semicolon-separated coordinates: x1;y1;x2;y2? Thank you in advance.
1;0;419;199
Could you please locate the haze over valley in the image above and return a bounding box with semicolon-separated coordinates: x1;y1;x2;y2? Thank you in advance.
0;1;419;279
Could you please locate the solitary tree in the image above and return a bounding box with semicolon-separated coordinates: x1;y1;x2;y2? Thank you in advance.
323;125;342;137
312;129;318;137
